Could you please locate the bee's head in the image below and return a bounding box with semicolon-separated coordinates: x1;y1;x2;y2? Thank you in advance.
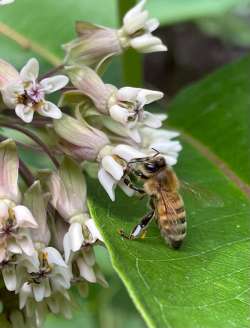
138;156;166;178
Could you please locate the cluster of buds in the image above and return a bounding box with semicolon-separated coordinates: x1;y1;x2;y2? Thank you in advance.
0;1;182;327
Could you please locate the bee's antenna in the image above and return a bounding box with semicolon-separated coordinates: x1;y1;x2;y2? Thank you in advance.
152;148;160;157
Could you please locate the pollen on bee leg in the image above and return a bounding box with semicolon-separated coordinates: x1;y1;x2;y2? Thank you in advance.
140;229;147;239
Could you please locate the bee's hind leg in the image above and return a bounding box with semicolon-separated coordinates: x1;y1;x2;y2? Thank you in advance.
119;210;155;240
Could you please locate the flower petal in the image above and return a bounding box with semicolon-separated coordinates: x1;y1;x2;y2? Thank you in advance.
85;219;104;242
0;59;19;89
123;0;147;35
145;18;160;32
40;75;69;94
19;283;32;309
68;222;84;252
15;104;34;123
0;200;9;223
2;82;24;108
117;87;139;102
44;247;67;267
101;155;124;180
143;111;162;128
33;283;45;302
2;266;17;291
20;58;39;82
113;144;145;162
130;34;167;53
0;0;15;5
137;89;164;105
98;168;116;201
37;101;62;119
13;205;38;228
126;127;141;143
17;235;35;256
109;104;130;125
76;257;96;283
63;232;72;263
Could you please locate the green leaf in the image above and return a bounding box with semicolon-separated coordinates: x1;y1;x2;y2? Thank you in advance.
168;55;250;186
147;0;241;25
88;56;250;328
0;0;120;83
0;0;117;61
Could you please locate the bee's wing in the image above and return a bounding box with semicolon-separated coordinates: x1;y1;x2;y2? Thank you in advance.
180;180;224;208
157;189;181;233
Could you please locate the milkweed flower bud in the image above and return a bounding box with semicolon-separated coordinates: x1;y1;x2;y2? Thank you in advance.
68;66;164;142
24;181;51;246
0;58;68;122
54;114;110;161
63;22;122;71
63;0;166;70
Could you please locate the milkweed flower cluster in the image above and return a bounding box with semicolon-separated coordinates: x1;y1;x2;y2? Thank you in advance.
0;1;181;327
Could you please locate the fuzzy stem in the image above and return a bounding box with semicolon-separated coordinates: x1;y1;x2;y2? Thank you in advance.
0;122;60;168
118;0;143;86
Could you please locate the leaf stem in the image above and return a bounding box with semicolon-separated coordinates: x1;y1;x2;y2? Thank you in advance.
118;0;143;86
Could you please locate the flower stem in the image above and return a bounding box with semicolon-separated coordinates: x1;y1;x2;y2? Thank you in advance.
19;159;35;186
0;122;60;168
118;0;143;86
39;64;64;81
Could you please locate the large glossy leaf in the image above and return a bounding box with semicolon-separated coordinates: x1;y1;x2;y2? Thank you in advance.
168;55;250;186
88;56;250;328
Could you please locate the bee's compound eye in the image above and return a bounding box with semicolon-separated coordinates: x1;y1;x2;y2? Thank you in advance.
144;163;158;173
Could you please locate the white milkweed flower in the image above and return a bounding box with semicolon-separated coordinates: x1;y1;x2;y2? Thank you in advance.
108;86;164;142
140;127;183;166
0;58;69;122
118;0;167;53
18;287;72;327
0;0;15;5
18;246;71;304
0;140;38;263
98;144;146;201
0;200;38;262
68;66;164;142
63;0;166;70
47;157;106;286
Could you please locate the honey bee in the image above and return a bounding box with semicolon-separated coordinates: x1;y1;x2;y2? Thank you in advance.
119;152;186;249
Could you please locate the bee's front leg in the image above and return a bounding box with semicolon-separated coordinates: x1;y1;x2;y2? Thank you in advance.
119;210;155;240
123;177;146;195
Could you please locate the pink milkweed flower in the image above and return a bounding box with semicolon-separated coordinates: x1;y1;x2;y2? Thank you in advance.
0;58;68;123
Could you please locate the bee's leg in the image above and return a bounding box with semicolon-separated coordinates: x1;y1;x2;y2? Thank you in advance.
119;210;155;240
123;177;145;195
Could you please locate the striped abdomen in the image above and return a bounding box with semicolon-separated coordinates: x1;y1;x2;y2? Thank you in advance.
155;191;187;249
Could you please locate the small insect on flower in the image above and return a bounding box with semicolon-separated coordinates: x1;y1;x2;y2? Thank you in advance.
119;151;187;249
